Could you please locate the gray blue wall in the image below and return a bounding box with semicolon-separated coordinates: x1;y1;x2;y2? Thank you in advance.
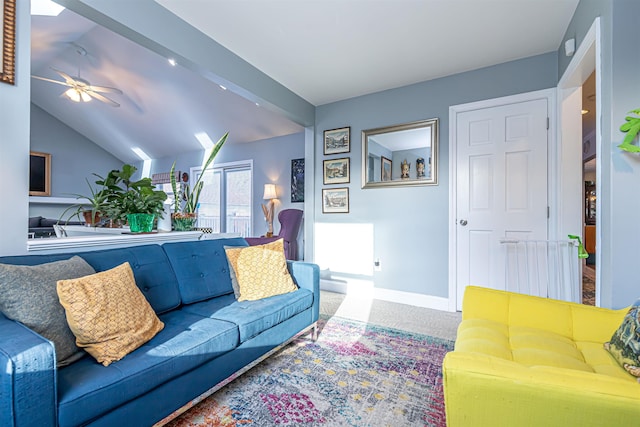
29;104;124;219
315;52;558;298
0;0;30;255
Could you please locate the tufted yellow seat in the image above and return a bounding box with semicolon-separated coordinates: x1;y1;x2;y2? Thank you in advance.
443;286;640;426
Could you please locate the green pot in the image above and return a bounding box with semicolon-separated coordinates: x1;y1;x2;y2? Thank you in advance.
173;214;197;231
127;213;155;233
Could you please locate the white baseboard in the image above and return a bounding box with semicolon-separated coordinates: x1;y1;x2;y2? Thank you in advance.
320;279;452;312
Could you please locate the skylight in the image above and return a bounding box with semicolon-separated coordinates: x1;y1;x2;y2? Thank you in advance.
131;147;151;161
31;0;65;16
194;132;214;150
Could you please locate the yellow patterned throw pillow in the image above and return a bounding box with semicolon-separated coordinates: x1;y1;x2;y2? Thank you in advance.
56;262;164;366
225;238;298;301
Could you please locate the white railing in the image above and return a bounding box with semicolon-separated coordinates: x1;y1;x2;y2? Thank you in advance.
500;239;581;303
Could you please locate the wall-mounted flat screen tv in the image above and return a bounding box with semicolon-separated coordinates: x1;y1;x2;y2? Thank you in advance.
29;151;51;196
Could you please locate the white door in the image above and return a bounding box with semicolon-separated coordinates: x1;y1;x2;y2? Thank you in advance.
454;96;549;310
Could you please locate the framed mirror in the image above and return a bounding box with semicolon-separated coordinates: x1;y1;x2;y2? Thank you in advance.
362;118;439;188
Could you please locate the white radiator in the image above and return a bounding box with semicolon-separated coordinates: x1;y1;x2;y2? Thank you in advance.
500;239;581;303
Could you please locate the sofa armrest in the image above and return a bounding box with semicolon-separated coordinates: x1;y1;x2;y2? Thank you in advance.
288;261;320;322
0;313;56;427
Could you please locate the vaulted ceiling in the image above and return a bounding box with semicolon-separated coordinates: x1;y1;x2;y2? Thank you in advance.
31;0;580;164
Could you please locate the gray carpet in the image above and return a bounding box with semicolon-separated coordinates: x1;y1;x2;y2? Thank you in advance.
319;290;461;341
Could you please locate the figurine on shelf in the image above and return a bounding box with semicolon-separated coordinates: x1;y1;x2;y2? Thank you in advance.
401;159;410;179
416;157;426;178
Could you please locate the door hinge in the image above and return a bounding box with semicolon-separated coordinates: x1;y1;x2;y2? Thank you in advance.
547;118;550;130
547;206;550;218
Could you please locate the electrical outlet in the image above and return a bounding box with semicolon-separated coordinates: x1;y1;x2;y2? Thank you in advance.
374;258;382;271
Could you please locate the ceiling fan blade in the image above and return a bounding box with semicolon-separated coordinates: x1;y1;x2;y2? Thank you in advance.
31;75;73;87
88;84;123;95
87;90;120;107
50;67;77;85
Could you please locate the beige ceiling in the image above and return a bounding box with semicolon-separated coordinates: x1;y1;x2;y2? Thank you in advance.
32;0;580;163
157;0;580;106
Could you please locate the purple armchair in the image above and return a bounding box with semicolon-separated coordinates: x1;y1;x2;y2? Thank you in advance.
245;209;303;260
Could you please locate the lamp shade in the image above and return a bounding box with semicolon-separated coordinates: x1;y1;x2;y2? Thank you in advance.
263;184;277;200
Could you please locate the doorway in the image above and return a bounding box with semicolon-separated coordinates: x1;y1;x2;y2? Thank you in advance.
557;17;601;307
582;71;597;305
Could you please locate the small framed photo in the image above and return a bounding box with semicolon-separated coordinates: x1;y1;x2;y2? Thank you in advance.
381;156;392;182
322;187;349;214
323;157;350;185
324;126;350;155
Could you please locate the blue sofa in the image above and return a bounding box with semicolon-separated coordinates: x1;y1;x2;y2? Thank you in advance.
0;238;320;427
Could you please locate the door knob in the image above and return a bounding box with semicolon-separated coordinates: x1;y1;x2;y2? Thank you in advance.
459;219;468;226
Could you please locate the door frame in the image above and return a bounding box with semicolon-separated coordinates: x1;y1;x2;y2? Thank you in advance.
448;88;557;311
556;17;601;307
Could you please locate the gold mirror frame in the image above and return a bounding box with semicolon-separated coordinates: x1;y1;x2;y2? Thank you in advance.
361;118;439;189
1;0;16;85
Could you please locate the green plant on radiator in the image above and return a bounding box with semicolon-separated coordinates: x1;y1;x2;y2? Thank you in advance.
170;132;228;231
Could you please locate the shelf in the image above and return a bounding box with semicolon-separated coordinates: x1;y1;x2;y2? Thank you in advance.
27;231;204;254
29;196;90;205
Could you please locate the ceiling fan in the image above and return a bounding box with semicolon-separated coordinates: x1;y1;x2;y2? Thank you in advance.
31;45;123;107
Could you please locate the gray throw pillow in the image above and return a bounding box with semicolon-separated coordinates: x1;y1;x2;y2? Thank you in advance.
0;256;96;367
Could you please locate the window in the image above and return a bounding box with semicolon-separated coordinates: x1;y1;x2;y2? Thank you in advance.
191;160;253;237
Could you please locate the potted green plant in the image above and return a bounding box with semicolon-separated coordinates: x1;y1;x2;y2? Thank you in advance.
170;132;228;231
60;177;109;226
98;164;168;233
619;108;640;152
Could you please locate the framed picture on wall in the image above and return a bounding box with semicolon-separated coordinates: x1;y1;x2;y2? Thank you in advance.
323;126;350;155
29;151;51;196
322;187;349;214
381;156;392;182
1;0;16;85
323;157;350;185
291;158;305;203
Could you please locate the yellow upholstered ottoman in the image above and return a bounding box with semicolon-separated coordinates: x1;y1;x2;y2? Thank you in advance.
443;286;639;426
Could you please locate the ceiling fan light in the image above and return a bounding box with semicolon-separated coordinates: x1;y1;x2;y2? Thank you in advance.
80;91;92;102
65;88;81;102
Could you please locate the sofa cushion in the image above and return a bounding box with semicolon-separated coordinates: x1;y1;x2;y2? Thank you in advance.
40;218;59;227
182;288;313;342
57;262;165;366
604;299;640;379
456;319;594;372
163;238;248;304
0;256;96;366
28;216;43;227
78;245;182;313
224;239;298;301
0;245;182;315
57;310;238;427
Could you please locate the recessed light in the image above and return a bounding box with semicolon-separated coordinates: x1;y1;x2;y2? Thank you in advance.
255;103;260;107
581;109;590;115
168;58;177;66
219;85;227;91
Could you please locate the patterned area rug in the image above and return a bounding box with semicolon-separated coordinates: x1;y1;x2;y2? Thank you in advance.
166;315;454;427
